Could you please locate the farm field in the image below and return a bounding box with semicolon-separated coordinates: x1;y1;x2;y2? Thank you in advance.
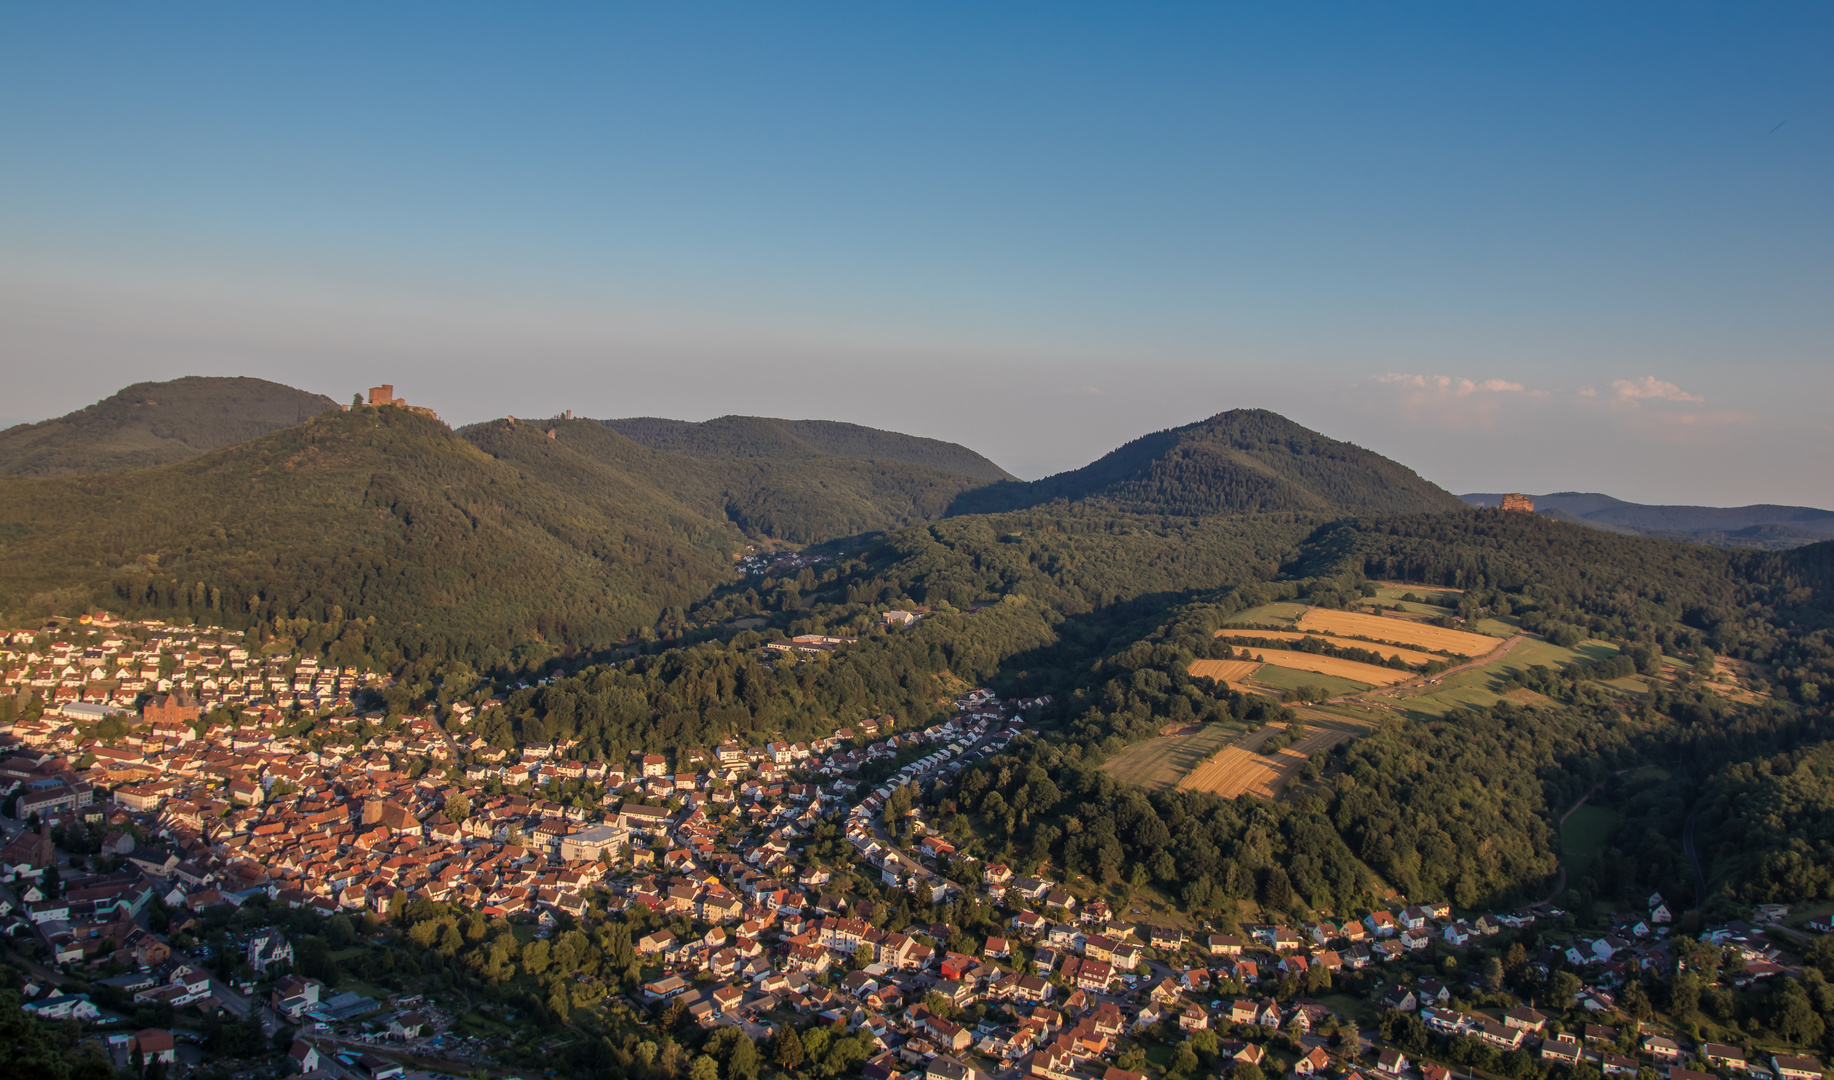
1177;724;1355;799
1100;722;1241;792
1215;629;1442;666
1296;607;1503;656
1187;659;1263;686
1248;664;1374;698
1391;636;1622;718
1223;647;1409;686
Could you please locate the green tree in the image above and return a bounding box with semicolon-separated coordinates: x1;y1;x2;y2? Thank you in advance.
728;1036;759;1080
772;1027;806;1071
1551;971;1583;1010
1773;979;1824;1045
689;1055;721;1080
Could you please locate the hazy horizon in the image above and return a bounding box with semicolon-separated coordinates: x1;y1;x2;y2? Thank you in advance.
4;4;1831;505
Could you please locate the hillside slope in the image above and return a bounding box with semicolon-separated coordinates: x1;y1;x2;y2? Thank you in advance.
0;406;741;665
602;414;1014;480
0;376;341;476
1462;491;1834;550
473;417;1000;542
953;408;1467;517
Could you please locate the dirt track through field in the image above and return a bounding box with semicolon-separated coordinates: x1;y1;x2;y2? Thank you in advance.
1177;725;1352;799
1296;608;1501;657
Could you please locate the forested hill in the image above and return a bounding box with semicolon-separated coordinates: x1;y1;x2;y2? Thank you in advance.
601;415;1014;481
0;376;341;477
950;408;1467;517
0;406;743;667
462;417;996;544
1463;491;1834;550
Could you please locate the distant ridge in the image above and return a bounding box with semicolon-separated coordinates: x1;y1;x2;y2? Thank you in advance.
601;415;1014;481
952;408;1468;517
0;376;340;477
1461;491;1834;550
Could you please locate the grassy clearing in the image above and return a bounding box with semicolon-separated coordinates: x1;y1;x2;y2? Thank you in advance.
1782;902;1834;931
1224;602;1309;627
1101;723;1243;792
1562;804;1618;875
1249;664;1373;697
1372;584;1463;605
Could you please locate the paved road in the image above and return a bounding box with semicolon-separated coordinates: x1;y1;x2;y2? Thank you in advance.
856;722;1010;888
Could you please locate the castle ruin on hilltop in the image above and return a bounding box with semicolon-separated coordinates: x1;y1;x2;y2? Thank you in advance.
356;383;439;421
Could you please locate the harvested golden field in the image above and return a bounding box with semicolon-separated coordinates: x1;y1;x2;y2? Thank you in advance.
1101;723;1240;792
1225;647;1409;686
1187;659;1263;686
1214;630;1440;666
1295;608;1501;657
1178;726;1352;799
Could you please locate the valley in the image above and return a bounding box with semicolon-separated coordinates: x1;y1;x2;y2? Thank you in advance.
3;378;1833;1080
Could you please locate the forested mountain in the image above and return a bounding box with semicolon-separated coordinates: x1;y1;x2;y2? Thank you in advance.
0;376;340;476
601;415;1013;480
952;408;1468;517
0;406;742;668
1463;491;1834;550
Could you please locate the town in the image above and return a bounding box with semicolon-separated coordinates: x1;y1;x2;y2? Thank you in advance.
2;615;1828;1080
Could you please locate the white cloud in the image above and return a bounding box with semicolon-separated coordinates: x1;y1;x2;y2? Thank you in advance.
1376;373;1526;396
1611;376;1705;405
1369;373;1536;429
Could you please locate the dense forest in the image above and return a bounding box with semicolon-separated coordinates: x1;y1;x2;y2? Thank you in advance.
601;415;1014;480
468;418;999;544
0;407;742;668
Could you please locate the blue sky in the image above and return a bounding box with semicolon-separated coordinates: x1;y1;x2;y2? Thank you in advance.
2;3;1830;503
